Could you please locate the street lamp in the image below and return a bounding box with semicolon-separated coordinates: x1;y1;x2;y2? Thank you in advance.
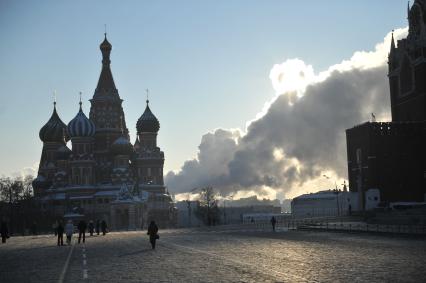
323;175;340;216
186;188;199;227
222;194;234;225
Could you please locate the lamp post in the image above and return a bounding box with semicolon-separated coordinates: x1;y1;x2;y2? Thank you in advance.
323;175;340;216
185;200;191;227
222;194;234;225
186;187;199;227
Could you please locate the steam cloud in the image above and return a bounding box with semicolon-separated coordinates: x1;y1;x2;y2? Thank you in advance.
166;28;407;199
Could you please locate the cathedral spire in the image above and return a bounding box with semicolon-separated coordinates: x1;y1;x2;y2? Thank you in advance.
95;32;117;96
79;91;82;110
391;30;396;52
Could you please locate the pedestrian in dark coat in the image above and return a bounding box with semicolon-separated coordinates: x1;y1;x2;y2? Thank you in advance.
95;220;100;235
101;220;107;236
1;220;9;243
147;221;159;249
88;220;94;236
57;221;64;246
77;220;87;244
271;216;277;232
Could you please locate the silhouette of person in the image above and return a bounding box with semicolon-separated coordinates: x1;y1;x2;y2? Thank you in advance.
271;216;277;232
147;221;159;249
101;220;107;236
57;221;64;246
1;220;8;243
65;220;74;245
77;220;87;243
95;219;100;235
88;220;94;236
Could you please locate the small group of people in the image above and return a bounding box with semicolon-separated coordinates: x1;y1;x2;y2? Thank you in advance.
55;219;108;246
55;220;74;246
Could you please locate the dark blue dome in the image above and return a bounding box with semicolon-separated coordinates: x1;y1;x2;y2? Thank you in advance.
111;136;134;155
136;102;160;133
39;104;67;143
67;105;96;138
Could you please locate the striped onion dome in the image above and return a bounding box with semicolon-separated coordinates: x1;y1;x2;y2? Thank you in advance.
39;103;67;143
67;103;96;138
136;100;160;133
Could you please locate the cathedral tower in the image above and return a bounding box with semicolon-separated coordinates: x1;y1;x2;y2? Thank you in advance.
67;99;96;186
135;98;165;192
89;34;129;183
388;0;426;122
34;100;68;195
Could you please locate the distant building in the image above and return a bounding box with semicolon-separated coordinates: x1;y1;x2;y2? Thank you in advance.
291;189;380;218
346;1;426;209
226;195;281;208
32;34;176;229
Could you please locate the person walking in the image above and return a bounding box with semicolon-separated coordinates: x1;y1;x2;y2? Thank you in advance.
57;221;64;246
53;221;58;236
65;220;74;245
88;220;94;236
77;220;87;244
147;221;159;250
101;220;107;236
271;216;277;232
95;219;100;235
1;219;9;244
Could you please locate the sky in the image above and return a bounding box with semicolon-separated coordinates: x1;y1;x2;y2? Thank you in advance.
0;0;409;199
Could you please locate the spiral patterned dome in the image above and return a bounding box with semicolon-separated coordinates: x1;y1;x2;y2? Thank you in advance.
39;104;67;143
136;101;160;133
67;104;96;138
111;136;134;156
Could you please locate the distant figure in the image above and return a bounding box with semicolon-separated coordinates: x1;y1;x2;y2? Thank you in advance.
271;216;277;232
53;221;58;236
31;221;37;235
57;221;64;246
65;220;74;245
88;220;94;236
95;219;100;235
1;220;9;243
348;204;352;216
101;220;107;236
77;220;87;244
147;221;159;249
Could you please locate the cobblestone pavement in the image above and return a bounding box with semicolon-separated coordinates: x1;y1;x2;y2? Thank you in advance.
1;227;425;282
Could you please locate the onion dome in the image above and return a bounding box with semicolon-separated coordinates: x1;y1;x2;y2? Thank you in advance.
100;33;112;53
32;175;50;190
56;145;72;160
67;101;96;138
136;100;160;133
39;102;67;143
111;136;134;155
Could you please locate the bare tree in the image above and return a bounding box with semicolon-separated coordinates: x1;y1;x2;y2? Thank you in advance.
194;186;221;226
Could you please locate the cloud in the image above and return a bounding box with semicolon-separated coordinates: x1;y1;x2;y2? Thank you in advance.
166;28;408;199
